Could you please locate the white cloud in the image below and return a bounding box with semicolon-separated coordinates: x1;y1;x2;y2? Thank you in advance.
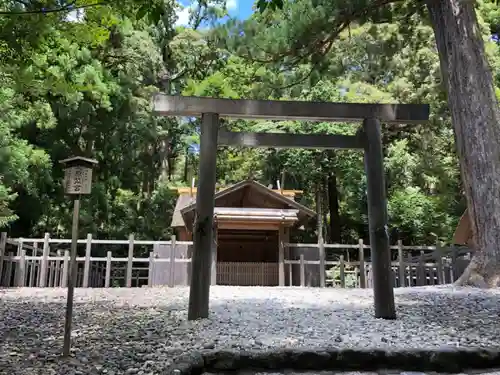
226;0;237;10
65;8;85;23
175;0;238;26
175;6;192;26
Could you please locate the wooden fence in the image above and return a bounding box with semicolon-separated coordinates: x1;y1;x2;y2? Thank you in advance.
285;241;471;288
0;232;472;289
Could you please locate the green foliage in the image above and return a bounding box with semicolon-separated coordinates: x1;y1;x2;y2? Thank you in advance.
1;0;493;248
0;185;18;228
325;263;358;288
0;1;218;241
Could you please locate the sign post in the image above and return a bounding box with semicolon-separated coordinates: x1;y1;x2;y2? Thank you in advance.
59;156;98;357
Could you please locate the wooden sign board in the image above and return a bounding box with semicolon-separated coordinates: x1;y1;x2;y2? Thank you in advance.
63;166;92;195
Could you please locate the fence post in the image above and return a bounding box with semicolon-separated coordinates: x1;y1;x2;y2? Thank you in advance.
82;234;92;288
417;250;425;286
57;250;64;287
429;254;436;286
105;251;112;288
0;232;6;286
16;250;26;287
148;251;154;287
358;239;366;288
62;250;70;287
29;242;37;287
366;265;372;288
126;234;134;287
14;238;23;287
39;233;50;287
397;240;405;287
48;254;55;287
435;241;444;285
211;230;217;286
278;227;285;286
339;255;345;288
318;237;325;288
451;246;458;282
16;238;22;256
169;235;176;287
299;254;305;287
55;250;62;287
99;262;104;287
406;253;413;286
4;253;13;286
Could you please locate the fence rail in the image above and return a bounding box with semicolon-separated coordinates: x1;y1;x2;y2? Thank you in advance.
0;232;471;289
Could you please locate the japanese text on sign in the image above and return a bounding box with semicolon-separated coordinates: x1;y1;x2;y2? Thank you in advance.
64;166;92;195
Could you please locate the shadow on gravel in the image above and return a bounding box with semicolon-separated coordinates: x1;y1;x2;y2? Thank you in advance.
392;288;500;339
0;300;187;374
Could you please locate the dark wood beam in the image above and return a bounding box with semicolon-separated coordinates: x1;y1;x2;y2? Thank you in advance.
188;113;219;321
362;118;396;320
218;131;364;150
153;94;430;124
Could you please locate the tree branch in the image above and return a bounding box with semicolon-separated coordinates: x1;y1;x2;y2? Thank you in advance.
0;1;106;15
249;0;408;67
253;0;418;90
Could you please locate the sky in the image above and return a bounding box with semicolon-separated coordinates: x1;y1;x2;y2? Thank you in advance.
66;0;255;24
175;0;255;26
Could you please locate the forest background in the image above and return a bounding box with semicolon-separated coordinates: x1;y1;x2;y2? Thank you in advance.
2;0;499;246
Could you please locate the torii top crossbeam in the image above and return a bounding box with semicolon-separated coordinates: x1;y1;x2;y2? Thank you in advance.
153;94;430;124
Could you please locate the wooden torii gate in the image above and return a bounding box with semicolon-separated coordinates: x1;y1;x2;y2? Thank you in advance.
153;94;430;321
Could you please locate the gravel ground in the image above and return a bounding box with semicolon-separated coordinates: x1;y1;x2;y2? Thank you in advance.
1;285;500;375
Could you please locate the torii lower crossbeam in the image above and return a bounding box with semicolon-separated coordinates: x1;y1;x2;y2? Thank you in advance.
153;94;430;321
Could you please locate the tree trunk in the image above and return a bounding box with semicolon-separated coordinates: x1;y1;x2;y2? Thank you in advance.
327;173;342;243
426;0;500;287
183;148;190;183
316;183;323;242
322;208;329;243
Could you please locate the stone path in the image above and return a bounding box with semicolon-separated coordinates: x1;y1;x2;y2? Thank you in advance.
204;372;500;375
